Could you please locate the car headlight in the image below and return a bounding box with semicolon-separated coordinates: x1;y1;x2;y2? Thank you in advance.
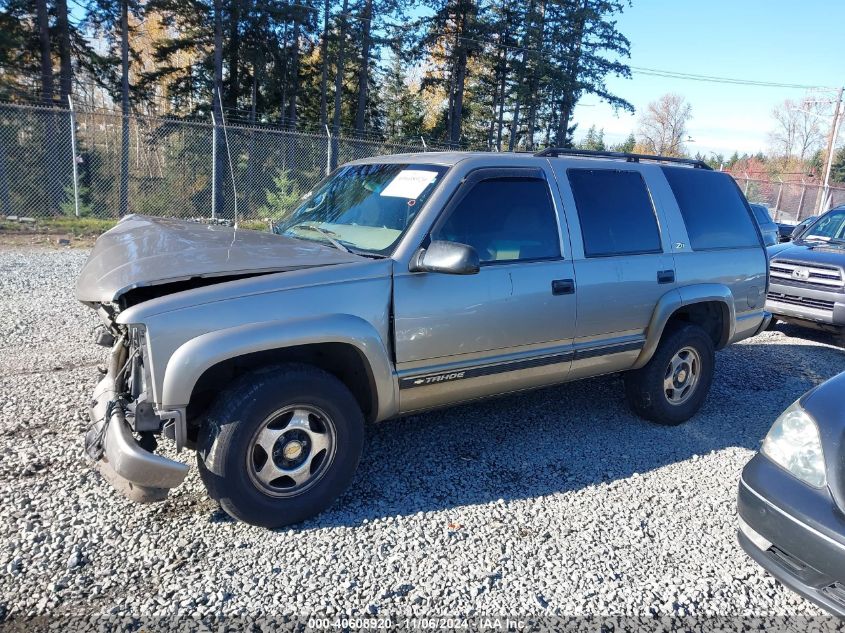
762;401;826;488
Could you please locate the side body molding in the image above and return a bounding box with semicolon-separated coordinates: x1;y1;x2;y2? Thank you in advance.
632;284;736;369
160;314;398;421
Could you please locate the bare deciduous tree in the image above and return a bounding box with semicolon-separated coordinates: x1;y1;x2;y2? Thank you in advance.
637;93;692;157
769;99;826;161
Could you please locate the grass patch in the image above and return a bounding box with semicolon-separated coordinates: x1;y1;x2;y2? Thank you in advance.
237;220;272;231
0;217;117;236
0;216;271;237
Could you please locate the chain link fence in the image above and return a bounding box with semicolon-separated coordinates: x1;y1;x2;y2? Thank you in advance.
3;100;845;225
732;175;845;223
0;101;453;223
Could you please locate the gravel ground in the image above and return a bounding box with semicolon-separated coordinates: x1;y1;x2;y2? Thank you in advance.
1;245;844;630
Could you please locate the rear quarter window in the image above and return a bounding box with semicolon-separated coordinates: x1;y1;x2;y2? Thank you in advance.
662;167;760;250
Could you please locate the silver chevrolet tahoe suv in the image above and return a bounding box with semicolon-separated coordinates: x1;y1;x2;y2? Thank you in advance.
77;149;770;527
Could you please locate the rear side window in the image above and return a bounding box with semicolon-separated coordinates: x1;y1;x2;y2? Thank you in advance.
567;169;662;257
750;204;772;225
662;167;760;250
433;177;560;263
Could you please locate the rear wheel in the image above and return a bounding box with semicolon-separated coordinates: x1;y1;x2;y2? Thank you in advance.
624;323;715;426
196;364;364;528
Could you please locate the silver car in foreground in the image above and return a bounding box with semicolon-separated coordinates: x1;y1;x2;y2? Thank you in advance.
77;149;769;527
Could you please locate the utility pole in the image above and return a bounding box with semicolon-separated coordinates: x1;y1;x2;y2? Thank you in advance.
819;86;844;214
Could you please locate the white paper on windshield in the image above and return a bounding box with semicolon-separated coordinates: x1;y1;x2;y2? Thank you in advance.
380;169;439;199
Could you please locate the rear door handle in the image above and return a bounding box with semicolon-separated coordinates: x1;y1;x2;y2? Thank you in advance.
552;279;575;295
657;270;675;284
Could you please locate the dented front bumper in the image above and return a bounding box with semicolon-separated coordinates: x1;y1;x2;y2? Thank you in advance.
85;342;189;503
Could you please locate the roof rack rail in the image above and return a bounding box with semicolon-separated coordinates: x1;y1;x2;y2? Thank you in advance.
534;147;712;170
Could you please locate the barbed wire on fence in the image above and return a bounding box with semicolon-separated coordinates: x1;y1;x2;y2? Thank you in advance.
1;100;844;224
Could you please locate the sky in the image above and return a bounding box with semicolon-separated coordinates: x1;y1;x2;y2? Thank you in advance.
571;0;845;157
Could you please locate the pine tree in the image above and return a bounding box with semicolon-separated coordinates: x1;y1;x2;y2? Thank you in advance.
382;52;424;141
579;125;605;151
611;132;635;153
830;146;845;184
87;0;145;214
416;0;485;146
544;0;632;147
0;0;637;152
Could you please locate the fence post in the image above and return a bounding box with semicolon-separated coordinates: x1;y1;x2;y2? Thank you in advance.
797;181;807;220
325;124;332;176
743;172;750;197
211;111;217;220
119;110;129;217
774;178;784;214
68;96;80;218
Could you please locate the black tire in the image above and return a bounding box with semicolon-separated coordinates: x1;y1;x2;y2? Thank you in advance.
765;317;779;331
837;327;845;348
196;363;364;528
624;323;715;426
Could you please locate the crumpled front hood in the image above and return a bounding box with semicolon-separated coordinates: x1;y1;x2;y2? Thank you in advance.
76;215;364;303
767;240;845;268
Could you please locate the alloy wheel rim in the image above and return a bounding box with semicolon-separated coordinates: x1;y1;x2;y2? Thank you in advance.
246;405;337;498
663;346;701;406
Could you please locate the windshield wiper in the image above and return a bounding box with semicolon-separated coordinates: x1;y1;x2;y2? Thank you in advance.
348;249;387;259
289;224;350;253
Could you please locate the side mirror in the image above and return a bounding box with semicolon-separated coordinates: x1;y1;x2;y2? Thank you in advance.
410;240;480;275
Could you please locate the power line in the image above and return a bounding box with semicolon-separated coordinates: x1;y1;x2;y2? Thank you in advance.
630;66;830;90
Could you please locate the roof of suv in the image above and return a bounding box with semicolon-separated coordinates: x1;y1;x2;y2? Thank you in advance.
349;151;518;167
349;150;712;170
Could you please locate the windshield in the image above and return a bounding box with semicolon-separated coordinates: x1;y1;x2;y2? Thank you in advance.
802;210;845;242
274;163;448;255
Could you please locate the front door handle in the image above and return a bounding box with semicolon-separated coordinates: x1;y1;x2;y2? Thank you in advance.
658;270;675;284
552;279;575;295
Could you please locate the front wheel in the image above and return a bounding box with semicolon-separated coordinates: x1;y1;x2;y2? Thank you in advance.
624;323;715;426
196;364;364;527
